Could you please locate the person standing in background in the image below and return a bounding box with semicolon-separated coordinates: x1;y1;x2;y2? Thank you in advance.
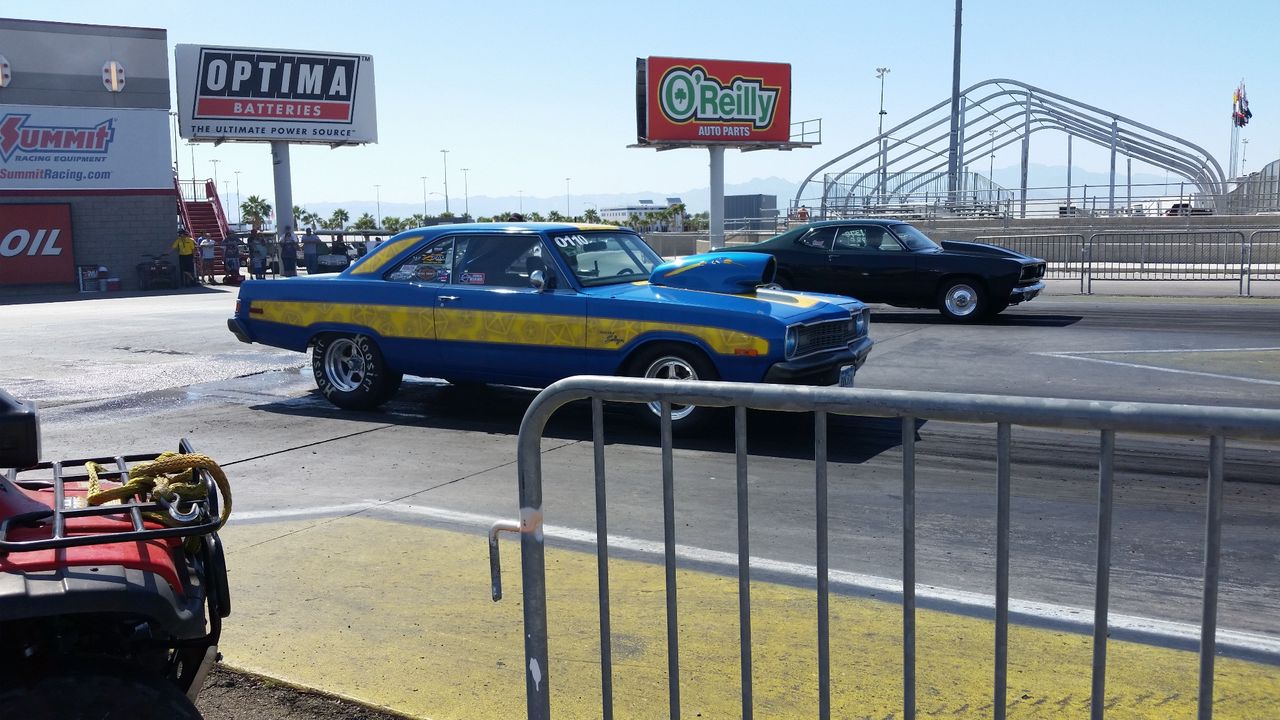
279;225;298;277
171;228;197;287
301;227;323;274
249;231;269;280
198;234;217;284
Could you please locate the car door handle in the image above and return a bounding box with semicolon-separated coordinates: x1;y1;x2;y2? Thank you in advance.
439;295;460;303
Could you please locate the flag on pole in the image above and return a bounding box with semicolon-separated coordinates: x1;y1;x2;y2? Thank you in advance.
1233;82;1253;127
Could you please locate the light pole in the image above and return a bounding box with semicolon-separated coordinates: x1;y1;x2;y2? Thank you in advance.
875;67;890;204
565;177;571;217
374;184;381;227
168;111;180;181
518;190;524;214
988;129;996;203
186;142;197;188
234;171;241;224
210;158;219;189
461;168;470;218
440;150;450;214
420;176;428;219
1242;137;1250;174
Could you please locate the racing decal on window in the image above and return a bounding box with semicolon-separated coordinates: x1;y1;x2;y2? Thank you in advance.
553;234;592;248
415;265;438;281
461;272;486;284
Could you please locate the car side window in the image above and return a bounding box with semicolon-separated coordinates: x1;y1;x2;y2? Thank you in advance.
385;238;454;283
833;227;866;250
453;234;546;288
794;226;837;251
834;226;905;253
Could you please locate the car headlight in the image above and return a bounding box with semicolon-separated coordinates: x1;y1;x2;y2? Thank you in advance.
853;308;869;337
784;326;798;358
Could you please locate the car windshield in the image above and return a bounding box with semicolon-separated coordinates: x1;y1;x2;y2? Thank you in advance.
891;223;942;251
549;231;663;287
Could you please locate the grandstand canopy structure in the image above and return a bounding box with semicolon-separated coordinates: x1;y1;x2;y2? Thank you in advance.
796;78;1227;219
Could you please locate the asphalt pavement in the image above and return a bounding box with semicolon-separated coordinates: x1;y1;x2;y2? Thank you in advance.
5;284;1280;717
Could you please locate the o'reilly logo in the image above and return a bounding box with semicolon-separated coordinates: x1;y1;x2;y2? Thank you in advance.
658;66;778;129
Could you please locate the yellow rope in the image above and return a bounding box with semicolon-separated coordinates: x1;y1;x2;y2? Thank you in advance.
84;451;232;530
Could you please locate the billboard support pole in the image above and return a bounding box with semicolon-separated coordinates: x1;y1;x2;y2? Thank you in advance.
271;141;294;236
709;146;725;250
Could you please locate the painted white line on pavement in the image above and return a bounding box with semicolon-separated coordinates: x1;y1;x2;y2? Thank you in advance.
1054;347;1280;355
234;501;1280;657
1037;352;1280;387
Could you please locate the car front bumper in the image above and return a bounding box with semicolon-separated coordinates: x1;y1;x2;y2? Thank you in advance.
1009;281;1045;305
763;335;874;385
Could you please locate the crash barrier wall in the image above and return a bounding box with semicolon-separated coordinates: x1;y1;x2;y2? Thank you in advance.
975;230;1280;295
505;376;1280;720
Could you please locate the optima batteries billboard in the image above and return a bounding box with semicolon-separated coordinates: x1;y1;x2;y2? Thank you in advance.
175;44;377;144
638;56;791;144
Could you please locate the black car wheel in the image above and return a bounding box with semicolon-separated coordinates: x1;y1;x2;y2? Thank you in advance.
937;278;987;322
0;670;202;720
625;344;718;433
311;333;401;410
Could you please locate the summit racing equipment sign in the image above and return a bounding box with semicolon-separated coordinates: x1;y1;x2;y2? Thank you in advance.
0;204;75;285
0;106;171;191
638;56;791;145
175;44;377;144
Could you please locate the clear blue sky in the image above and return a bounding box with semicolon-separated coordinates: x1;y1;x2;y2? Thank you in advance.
17;0;1279;212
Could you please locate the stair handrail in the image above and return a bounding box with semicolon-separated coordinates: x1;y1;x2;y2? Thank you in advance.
205;179;231;240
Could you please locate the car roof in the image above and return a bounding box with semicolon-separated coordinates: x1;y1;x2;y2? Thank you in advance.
399;222;626;240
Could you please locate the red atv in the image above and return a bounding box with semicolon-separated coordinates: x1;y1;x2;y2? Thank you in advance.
0;389;230;720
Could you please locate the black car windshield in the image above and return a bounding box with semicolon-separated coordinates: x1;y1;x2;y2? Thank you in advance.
549;231;663;286
891;224;941;251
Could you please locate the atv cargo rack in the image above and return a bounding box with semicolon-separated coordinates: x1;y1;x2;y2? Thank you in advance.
0;438;225;553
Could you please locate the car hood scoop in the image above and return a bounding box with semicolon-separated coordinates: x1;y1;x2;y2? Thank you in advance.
648;252;776;294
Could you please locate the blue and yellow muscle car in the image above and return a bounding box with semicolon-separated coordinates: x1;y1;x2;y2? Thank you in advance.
228;223;873;429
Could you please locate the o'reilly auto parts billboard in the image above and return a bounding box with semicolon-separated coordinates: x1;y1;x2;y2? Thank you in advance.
637;56;791;145
175;44;377;144
0;106;171;191
0;204;74;285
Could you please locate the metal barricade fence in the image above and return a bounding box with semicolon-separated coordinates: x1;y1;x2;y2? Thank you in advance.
1085;231;1247;294
500;376;1280;720
975;233;1086;289
1247;230;1280;295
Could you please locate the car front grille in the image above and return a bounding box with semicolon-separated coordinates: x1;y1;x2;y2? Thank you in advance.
1021;263;1046;281
795;318;854;357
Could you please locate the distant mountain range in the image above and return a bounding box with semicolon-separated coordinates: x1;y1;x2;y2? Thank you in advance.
293;165;1184;223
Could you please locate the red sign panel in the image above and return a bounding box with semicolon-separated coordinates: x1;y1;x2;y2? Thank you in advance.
0;204;75;284
643;56;791;145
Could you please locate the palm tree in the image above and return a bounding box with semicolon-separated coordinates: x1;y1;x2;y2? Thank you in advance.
291;205;308;228
526;211;546;222
547;210;565;222
352;212;377;230
582;208;602;224
327;209;350;230
382;216;405;233
240;195;272;228
408;213;427;228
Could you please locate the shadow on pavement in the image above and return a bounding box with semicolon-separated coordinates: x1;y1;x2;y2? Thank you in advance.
251;380;926;465
0;284;231;306
871;309;1083;327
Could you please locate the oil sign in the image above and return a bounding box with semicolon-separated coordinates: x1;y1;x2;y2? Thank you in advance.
0;204;74;285
638;57;791;145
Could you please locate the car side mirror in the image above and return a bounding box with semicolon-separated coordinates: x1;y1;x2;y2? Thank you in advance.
530;269;547;291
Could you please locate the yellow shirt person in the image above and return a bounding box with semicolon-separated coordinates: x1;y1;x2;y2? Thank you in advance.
171;230;198;287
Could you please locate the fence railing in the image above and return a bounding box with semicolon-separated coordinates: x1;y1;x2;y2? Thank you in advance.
970;230;1280;294
501;376;1280;720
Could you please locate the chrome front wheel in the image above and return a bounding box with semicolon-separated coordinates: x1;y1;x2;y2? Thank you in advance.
643;355;700;422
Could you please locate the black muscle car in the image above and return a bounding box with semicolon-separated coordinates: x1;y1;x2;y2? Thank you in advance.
722;219;1046;321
